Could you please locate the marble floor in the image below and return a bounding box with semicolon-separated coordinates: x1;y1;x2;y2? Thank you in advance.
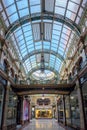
21;119;65;130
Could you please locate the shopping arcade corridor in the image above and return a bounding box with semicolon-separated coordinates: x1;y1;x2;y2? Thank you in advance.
18;119;65;130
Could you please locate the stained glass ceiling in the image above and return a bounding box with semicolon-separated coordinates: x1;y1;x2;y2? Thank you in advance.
0;0;87;80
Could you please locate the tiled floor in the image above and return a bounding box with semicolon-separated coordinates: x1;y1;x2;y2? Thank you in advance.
21;119;65;130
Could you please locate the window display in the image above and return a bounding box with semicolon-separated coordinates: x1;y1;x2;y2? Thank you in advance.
6;88;17;125
70;87;80;127
23;99;29;121
82;82;87;127
35;109;52;118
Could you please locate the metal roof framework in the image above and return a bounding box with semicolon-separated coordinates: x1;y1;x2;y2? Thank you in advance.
0;0;87;81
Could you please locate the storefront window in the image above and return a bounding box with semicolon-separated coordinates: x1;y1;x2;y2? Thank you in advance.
35;109;52;118
0;85;4;127
82;81;87;127
6;88;17;126
23;99;29;121
70;87;80;127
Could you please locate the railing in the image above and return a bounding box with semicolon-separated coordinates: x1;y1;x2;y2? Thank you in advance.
30;80;57;84
0;59;87;86
15;79;73;85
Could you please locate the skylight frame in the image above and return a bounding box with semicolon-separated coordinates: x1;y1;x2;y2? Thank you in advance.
1;0;86;77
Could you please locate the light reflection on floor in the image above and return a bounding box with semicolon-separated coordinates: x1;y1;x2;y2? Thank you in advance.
21;119;65;130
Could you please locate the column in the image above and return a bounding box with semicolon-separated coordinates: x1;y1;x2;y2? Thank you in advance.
57;105;60;123
20;96;24;125
16;96;22;124
0;48;3;62
30;101;32;119
0;39;5;62
63;95;66;126
76;79;86;130
55;99;58;120
69;95;72;125
57;98;60;123
28;101;30;122
1;82;10;130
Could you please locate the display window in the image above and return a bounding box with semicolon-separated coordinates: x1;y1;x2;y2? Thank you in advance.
70;87;80;127
6;88;17;125
35;109;52;118
23;99;29;121
82;81;87;127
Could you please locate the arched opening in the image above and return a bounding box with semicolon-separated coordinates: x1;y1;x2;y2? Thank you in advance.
3;59;9;73
10;68;14;78
72;66;76;76
76;57;83;71
14;74;18;83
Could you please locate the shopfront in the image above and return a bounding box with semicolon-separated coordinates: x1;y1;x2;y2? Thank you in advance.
82;81;87;127
35;108;52;118
6;87;17;129
0;76;7;130
80;72;87;128
70;87;80;127
0;85;4;129
23;99;30;122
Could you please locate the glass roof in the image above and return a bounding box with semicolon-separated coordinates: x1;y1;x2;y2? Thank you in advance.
31;70;55;81
0;0;87;79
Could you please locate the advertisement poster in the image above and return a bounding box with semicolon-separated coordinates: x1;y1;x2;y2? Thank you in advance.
23;99;29;120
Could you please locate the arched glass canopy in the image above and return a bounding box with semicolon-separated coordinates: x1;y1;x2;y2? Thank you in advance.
0;0;87;80
31;70;55;80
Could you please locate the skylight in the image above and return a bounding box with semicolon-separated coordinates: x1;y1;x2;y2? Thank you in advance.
0;0;86;79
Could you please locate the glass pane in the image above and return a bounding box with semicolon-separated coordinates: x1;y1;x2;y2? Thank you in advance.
30;5;41;14
3;0;14;7
30;0;40;6
45;0;55;12
19;8;29;17
55;7;65;15
9;13;18;23
66;10;76;21
6;4;16;16
17;0;28;10
68;1;79;13
56;0;67;8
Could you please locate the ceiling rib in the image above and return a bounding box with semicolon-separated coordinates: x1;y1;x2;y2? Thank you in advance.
22;49;65;62
5;12;81;39
28;66;59;76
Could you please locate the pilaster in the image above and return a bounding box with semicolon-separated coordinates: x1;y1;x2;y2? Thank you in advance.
63;95;66;126
76;79;86;130
1;82;10;130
